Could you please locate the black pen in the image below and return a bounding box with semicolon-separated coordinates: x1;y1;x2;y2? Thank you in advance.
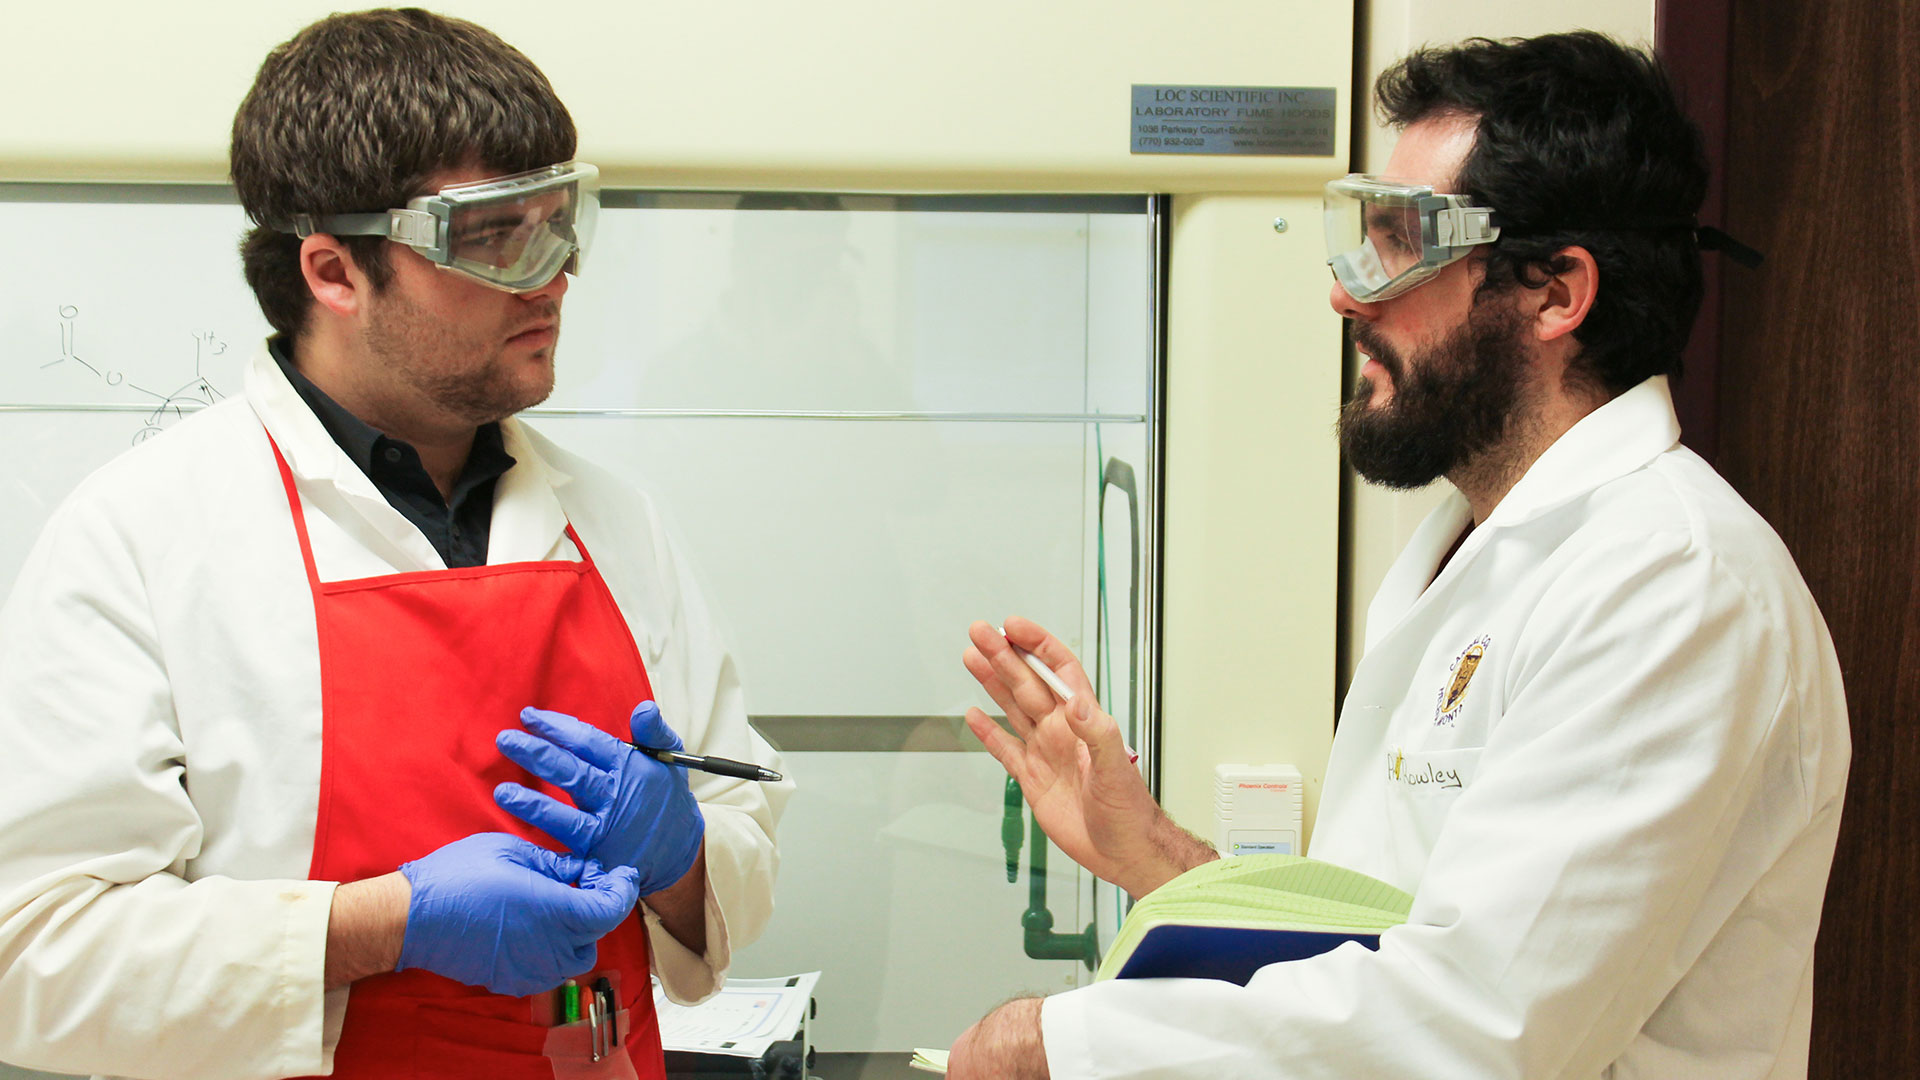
638;745;784;783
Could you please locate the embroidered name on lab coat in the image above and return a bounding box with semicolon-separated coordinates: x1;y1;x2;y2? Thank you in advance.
1387;749;1466;789
1433;635;1491;727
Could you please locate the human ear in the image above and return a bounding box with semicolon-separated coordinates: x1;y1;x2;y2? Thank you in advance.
298;235;371;321
1532;245;1599;343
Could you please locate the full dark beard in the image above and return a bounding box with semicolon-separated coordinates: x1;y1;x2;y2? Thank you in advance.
1337;297;1530;490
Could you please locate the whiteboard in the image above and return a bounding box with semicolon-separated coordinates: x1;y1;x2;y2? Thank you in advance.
0;189;1154;714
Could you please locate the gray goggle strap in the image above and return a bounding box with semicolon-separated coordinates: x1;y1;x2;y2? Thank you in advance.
286;207;449;262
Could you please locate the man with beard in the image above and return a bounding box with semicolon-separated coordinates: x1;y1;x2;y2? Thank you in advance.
0;10;789;1079
948;32;1849;1080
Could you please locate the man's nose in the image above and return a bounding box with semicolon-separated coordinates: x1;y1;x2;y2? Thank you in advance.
1328;277;1375;321
524;267;571;304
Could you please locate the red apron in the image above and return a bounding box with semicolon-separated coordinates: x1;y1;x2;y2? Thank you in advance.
270;436;668;1080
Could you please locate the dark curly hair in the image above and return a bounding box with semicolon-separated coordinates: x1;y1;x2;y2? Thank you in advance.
229;8;577;340
1375;32;1709;395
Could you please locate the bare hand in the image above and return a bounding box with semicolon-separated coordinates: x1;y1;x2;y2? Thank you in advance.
962;617;1204;898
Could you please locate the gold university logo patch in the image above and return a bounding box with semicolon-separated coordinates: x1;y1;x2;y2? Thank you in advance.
1434;635;1491;727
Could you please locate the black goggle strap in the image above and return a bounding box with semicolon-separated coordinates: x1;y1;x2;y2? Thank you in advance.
1694;225;1765;269
1503;216;1765;270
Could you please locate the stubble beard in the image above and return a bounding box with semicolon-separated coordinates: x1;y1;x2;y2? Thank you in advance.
1336;294;1531;490
361;291;561;426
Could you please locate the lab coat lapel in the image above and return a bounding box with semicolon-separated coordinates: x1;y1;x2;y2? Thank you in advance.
1364;490;1474;654
1482;376;1683;531
488;416;575;563
243;347;447;573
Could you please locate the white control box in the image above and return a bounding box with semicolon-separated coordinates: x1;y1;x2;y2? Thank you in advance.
1214;764;1304;857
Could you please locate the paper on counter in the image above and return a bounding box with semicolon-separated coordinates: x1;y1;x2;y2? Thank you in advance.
910;1048;950;1074
652;972;821;1058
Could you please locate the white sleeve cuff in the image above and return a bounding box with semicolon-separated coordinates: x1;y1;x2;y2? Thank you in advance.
1041;988;1098;1080
646;873;731;1005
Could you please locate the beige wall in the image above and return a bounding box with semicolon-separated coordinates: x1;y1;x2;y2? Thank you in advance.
1157;191;1345;840
2;0;1353;193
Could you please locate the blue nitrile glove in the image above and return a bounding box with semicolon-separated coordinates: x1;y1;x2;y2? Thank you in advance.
395;832;639;997
493;702;706;897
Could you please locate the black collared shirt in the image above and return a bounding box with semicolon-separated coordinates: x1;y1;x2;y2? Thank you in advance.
270;338;515;569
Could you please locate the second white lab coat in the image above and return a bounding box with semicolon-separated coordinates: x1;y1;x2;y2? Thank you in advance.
1041;376;1849;1079
0;347;793;1080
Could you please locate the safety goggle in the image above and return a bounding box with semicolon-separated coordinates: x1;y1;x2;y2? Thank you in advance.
286;162;601;293
1324;174;1500;302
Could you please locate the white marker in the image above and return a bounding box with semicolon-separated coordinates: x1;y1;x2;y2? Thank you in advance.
996;627;1139;763
998;626;1077;702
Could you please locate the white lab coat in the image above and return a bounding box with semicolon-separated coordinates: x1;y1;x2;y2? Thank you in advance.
0;347;793;1080
1042;376;1849;1079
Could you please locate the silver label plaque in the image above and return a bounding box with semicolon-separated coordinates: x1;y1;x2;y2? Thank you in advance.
1131;85;1337;156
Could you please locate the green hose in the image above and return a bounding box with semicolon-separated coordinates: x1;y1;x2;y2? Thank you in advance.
1001;778;1098;968
1002;777;1024;883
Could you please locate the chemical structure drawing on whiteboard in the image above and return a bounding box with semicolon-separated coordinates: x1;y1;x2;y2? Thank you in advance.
44;306;229;445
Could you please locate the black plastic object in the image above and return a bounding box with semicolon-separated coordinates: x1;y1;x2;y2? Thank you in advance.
664;1039;810;1079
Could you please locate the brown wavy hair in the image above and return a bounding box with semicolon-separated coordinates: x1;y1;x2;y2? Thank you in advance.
229;8;577;339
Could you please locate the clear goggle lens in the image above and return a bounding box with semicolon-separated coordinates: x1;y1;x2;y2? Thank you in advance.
436;163;600;292
1323;174;1497;302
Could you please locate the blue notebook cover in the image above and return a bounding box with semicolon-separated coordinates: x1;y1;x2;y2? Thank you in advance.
1111;923;1382;984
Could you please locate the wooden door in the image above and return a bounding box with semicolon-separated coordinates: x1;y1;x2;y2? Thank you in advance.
1668;1;1920;1074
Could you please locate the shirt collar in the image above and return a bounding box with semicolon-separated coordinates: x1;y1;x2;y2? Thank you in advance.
246;340;575;567
247;341;364;490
